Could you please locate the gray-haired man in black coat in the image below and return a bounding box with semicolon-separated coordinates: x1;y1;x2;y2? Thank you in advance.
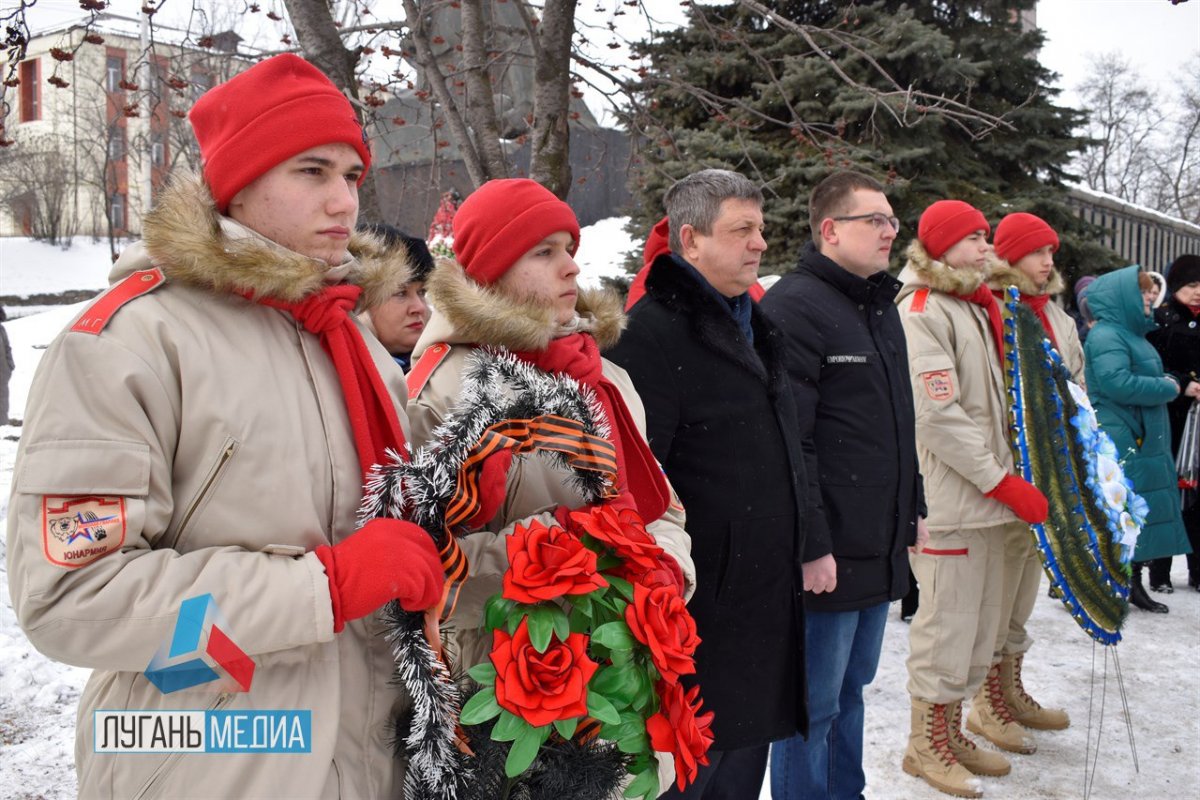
608;169;816;798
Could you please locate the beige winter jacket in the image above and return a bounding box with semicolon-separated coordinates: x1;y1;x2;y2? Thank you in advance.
407;260;695;669
6;175;414;799
987;264;1086;385
895;241;1018;533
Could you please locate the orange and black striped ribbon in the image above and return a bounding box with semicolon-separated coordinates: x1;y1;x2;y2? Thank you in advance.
434;414;619;624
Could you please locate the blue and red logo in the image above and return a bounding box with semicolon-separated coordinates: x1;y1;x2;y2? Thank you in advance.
145;594;254;694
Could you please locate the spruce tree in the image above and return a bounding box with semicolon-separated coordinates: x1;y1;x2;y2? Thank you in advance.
625;0;1118;284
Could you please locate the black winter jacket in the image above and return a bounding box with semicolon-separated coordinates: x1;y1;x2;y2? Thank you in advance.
760;243;926;612
607;254;811;750
1150;298;1200;454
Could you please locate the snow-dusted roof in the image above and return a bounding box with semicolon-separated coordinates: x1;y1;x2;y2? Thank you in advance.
1066;182;1200;235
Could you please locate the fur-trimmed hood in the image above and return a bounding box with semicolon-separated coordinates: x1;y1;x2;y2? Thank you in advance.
987;262;1066;297
415;257;626;355
896;238;991;299
111;172;410;309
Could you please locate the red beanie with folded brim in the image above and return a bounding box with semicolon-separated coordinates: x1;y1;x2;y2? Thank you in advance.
918;200;991;261
994;212;1060;265
452;179;581;285
189;54;371;213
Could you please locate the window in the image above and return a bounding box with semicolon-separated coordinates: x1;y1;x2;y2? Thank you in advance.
109;192;126;231
107;124;125;161
106;55;124;93
151;131;165;167
19;59;39;121
189;70;213;102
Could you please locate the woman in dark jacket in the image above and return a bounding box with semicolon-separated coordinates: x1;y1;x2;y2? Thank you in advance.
1147;254;1200;592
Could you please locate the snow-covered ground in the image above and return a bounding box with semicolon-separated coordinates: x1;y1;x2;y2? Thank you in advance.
0;233;1197;799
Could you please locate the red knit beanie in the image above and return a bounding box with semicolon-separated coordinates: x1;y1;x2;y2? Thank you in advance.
917;200;991;261
994;212;1060;264
452;179;581;285
189;54;371;213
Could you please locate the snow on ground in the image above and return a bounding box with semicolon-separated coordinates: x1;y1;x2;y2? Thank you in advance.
0;237;123;298
0;232;1197;799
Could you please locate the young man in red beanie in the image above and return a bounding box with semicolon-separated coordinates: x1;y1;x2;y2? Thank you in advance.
7;54;444;799
979;212;1078;737
404;177;694;788
896;200;1049;798
991;212;1084;384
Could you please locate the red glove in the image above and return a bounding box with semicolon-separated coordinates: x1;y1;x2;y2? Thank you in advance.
985;474;1049;524
316;519;444;632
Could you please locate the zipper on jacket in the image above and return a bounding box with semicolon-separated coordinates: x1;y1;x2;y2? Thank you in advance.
131;692;232;800
171;437;239;549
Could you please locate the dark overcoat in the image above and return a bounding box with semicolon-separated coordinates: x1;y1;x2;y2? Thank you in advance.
760;243;926;612
607;254;811;751
1149;297;1200;454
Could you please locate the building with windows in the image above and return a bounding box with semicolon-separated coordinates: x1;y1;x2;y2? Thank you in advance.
0;13;249;239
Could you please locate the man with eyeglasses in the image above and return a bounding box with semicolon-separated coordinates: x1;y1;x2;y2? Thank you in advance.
895;201;1049;798
760;171;927;800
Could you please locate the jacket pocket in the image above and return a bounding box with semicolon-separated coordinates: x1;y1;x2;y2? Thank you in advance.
130;692;233;800
170;436;239;550
713;516;794;608
819;456;895;558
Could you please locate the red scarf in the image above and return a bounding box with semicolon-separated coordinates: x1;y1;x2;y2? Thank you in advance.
993;290;1061;350
955;284;1006;363
1188;303;1200;317
248;284;407;480
514;333;671;523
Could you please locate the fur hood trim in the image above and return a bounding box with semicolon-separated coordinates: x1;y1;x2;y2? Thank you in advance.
987;263;1065;297
138;172;409;308
424;257;626;351
900;239;988;295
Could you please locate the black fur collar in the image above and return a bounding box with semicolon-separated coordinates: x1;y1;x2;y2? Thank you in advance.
642;254;787;393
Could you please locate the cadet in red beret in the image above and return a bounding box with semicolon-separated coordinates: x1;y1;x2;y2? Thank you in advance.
7;53;443;799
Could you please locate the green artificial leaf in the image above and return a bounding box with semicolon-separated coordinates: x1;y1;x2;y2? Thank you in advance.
458;688;502;725
624;767;659;799
586;691;621;725
617;730;649;754
467;662;497;686
606;574;635;602
553;717;578;740
484;595;516;631
527;607;554;653
590;662;640;706
609;647;633;666
570;593;593;616
596;552;622;571
505;724;544;778
491;710;528;742
569;604;592;634
552;607;571;643
591;620;635;651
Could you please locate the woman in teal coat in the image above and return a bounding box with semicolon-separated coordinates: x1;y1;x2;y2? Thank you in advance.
1084;265;1191;612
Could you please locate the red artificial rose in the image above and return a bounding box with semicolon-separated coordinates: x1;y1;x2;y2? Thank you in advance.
618;553;685;595
647;682;714;791
624;583;700;683
490;618;599;728
503;519;608;604
567;505;663;573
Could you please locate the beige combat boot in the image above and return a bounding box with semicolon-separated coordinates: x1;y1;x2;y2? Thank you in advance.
902;699;985;798
999;652;1070;730
946;699;1011;777
967;663;1037;754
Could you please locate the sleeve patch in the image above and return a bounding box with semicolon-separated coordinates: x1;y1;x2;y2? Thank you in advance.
42;496;127;568
921;369;954;401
